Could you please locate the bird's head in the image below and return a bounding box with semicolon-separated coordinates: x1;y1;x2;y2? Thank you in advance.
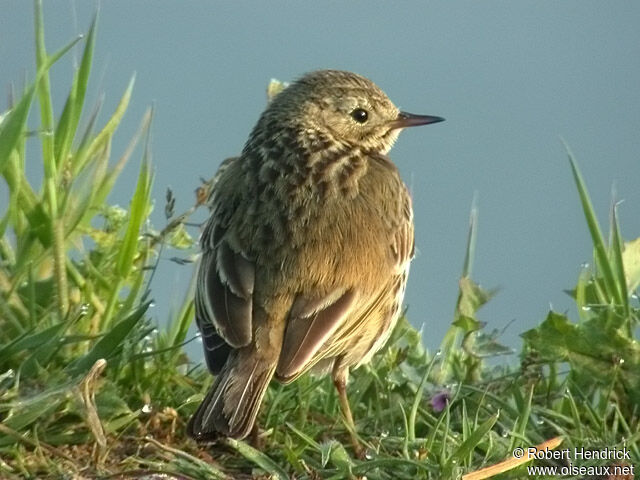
263;70;444;155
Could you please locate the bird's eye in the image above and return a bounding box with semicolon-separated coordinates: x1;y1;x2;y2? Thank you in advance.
350;108;369;123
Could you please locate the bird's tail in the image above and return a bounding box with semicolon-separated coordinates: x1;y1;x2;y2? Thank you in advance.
187;347;276;441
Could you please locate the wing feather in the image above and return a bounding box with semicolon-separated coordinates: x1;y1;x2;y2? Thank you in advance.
276;289;356;382
195;157;256;365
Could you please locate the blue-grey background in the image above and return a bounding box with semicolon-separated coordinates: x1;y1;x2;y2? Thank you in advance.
2;2;639;358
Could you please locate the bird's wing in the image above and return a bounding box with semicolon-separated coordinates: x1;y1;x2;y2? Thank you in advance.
195;157;256;368
326;184;414;358
276;186;414;381
275;288;357;382
391;192;415;269
321;276;401;362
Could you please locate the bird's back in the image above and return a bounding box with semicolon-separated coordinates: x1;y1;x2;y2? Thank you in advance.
204;146;413;377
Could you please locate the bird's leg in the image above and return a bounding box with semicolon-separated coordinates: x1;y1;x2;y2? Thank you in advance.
248;422;264;450
332;364;364;458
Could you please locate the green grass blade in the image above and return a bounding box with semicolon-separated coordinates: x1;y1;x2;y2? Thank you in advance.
408;351;438;442
224;438;289;480
87;108;151;228
508;385;534;452
610;204;631;327
34;2;83;169
325;440;355;472
575;266;590;321
287;422;322;450
1;390;69;436
119;241;150;314
44;35;84;72
35;0;81;317
115;108;153;278
34;0;56;180
21;326;70;377
167;275;196;348
623;238;640;293
565;144;623;306
462;194;478;278
65;300;151;377
76;94;103;152
54;14;97;166
449;412;499;466
563;389;584;440
144;436;228;479
437;201;479;384
0;85;36;173
0;202;12;248
0;322;66;365
73;74;135;175
62;142;109;235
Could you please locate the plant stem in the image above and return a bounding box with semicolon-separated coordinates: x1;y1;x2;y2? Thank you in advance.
35;0;69;318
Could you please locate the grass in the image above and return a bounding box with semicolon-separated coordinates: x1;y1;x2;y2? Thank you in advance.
0;3;638;479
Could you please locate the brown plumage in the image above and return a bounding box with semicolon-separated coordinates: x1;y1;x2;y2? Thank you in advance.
187;70;444;452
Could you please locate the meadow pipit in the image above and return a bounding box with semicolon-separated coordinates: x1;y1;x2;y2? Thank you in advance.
187;70;444;454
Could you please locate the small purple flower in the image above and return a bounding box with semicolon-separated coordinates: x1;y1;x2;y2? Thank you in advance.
430;391;450;412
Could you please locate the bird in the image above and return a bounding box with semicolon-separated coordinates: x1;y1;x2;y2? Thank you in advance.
187;69;444;453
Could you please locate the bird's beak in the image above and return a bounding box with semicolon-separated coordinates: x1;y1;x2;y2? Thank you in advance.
390;111;445;129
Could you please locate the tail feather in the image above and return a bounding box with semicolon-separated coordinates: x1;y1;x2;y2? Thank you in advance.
187;350;276;441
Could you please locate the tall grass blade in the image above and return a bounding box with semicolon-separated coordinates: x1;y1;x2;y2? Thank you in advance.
224;438;289;480
565;143;623;306
0;322;66;365
610;204;631;327
449;412;499;465
115;107;153;279
55;13;97;167
0;85;36;173
73;74;135;175
462;194;478;278
437;200;480;384
509;385;534;452
76;93;103;152
91;108;151;221
34;0;56;180
1;392;68;438
65;300;151;377
408;350;438;442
